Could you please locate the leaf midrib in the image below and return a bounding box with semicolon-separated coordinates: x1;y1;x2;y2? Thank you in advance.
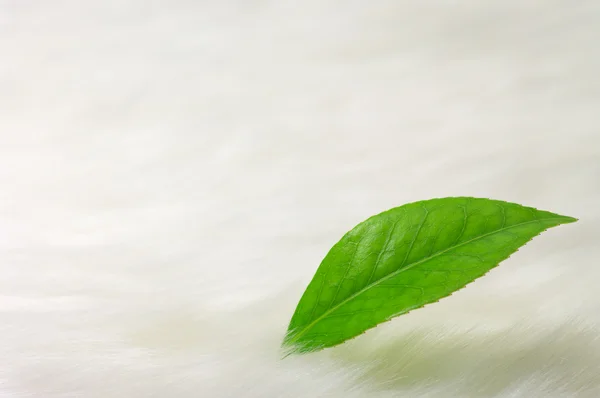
287;217;571;345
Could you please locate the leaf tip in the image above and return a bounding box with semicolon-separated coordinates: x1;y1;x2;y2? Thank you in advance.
560;215;578;224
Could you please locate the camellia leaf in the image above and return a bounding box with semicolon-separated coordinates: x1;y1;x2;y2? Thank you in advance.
283;197;577;354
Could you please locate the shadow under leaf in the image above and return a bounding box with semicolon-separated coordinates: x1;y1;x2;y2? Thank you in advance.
329;319;600;396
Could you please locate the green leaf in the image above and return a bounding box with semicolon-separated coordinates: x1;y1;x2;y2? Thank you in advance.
283;197;577;354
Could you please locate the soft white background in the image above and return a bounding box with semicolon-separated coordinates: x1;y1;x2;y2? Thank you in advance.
1;1;599;397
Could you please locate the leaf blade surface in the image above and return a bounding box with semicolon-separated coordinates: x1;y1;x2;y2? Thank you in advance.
283;197;576;353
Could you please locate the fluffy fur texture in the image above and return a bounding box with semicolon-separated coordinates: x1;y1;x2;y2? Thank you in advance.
1;1;599;397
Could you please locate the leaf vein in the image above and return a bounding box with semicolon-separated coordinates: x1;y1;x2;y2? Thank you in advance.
287;217;566;345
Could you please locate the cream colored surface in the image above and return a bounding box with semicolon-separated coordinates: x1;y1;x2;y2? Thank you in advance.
0;1;599;397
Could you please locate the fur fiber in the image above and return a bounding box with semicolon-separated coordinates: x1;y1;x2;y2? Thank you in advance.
1;1;599;397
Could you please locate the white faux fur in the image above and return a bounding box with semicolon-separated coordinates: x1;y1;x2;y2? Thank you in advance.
1;1;599;397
